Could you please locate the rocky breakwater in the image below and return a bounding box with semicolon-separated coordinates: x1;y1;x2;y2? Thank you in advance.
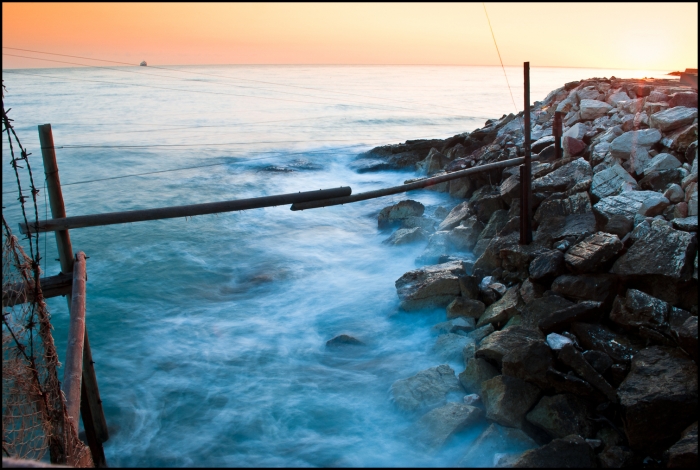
361;77;698;467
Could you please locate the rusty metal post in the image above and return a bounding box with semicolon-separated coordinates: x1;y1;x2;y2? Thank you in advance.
520;62;533;245
554;111;563;159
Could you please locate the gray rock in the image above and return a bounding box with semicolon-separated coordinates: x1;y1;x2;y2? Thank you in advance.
650;106;698;133
534;192;592;224
533;213;598;246
390;364;464;412
395;261;465;311
663;183;685;204
449;216;483;251
598;445;634;468
570;322;639;363
477;286;522;328
618;346;698;453
660;123;698;154
432;317;476;336
459;357;500;393
610;129;662;160
519;278;545;304
415;402;483;448
437;201;472;231
532;157;593;193
609;288;669;331
481;375;541;428
532;135;555;154
556;343;617;402
378;200;425;228
477;210;509;244
474;192;506;224
643;152;682;175
664;421;698;468
551;273;619;305
458;423;538;467
628;145;653;176
612;220;696;281
677;316;698;363
416;231;451;265
326;334;365;347
383;227;429;245
607;91;631;106
433;333;473;363
511;434;596;468
502;340;553;390
500;174;521;206
640;168;687;191
538;301;603;335
526;394;594;439
591;163;638;200
448;176;472;199
582;350;613;375
528;250;566;284
521;295;574;329
564;232;623;273
400;216;437;232
546;332;574;351
593;190;673;234
476;326;544;368
447;297;485;319
563;122;589;140
580;99;612;121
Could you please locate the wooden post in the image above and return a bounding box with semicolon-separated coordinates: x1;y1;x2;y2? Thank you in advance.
39;125;109;462
554;111;563;159
63;252;87;430
520;62;533;245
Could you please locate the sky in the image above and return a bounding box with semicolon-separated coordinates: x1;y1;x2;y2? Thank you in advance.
2;3;698;71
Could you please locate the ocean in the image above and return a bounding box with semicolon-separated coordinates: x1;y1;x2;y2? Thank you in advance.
1;64;665;466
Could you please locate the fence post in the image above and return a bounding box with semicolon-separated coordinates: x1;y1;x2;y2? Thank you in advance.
519;62;533;245
554;111;563;159
39;125;109;464
64;252;87;429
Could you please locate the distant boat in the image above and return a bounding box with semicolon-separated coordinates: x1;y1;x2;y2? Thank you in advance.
140;61;147;66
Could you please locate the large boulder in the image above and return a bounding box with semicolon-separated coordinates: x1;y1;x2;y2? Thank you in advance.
669;92;698;109
531;158;593;193
610;129;662;160
643;152;682;175
563;231;623;273
591;163;638;200
533;213;598;246
458;423;538;467
378;200;425;228
534;192;592;225
538;301;604;336
437;201;472;231
476;326;544;368
414;402;483;448
579;99;612;121
617;346;698;454
510;434;596;468
526;394;594;439
473;192;506;224
390;364;464;412
650;106;698;133
395;261;465;311
481;375;541;428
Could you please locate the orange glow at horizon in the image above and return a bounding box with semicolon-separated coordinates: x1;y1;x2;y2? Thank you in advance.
2;3;697;71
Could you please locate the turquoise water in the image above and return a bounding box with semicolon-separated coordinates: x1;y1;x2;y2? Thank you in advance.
2;65;665;466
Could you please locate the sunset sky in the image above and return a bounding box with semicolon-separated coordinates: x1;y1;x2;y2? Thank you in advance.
2;3;698;71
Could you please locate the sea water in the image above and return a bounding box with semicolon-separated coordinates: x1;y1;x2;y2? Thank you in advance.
1;65;665;466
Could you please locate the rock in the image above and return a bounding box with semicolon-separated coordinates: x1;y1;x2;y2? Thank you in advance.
500;174;521;206
532;158;592;193
546;332;574;350
663;183;685;203
326;334;365;347
474;192;506;224
593;191;673;234
390;364;464;412
395;261;465;311
551;273;619;305
433;333;473;363
534;191;592;225
570;322;639;363
526;394;594;439
437;201;472;231
432;317;475;336
534;213;598;246
660;124;698;154
650;106;698;133
564;232;623;273
415;402;483;448
463;393;480;406
449;216;484;251
521;295;575;329
449;176;472;199
459;358;500;393
511;434;596;468
643;152;682;175
466;323;495;344
576;86;602;102
539;301;603;335
476;326;544;368
610;129;662;160
477;286;522;328
528;250;566;284
669;92;698;109
618;97;645;114
520;278;545;304
502;340;553;390
383;227;429;245
378;200;425;229
460;423;538;468
458;275;479;300
417;147;449;175
672;202;689;219
664;421;698;468
677;316;698;363
532;135;555;154
628;146;653;176
400;216;437;232
609;289;669;331
591;164;639;200
582;350;613;375
687;183;698;216
562;137;586;158
416;231;451;265
607;91;631;106
671;215;698;232
598;445;634;468
612;221;696;282
546;367;598;398
556;343;617;402
446;298;485;320
640;168;687;191
477;210;509;244
580;99;612;121
481;375;541;428
617;346;698;454
645;100;670;115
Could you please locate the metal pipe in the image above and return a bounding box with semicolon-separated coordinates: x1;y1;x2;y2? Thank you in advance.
20;186;352;234
291;154;542;211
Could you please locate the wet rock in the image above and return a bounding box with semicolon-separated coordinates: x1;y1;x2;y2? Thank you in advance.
612;220;696;282
502;340;553;390
677;316;698;362
378;200;425;229
477;286;522;328
437;201;472;231
463;393;480;406
564;232;623;273
526;394;594;439
415;402;483;449
458;274;480;299
649;106;698;133
598;445;634;468
433;333;473;363
400;216;437;232
663;183;685;204
609;289;669;331
546;367;598;398
570;322;639;363
521;295;574;329
610;129;662;160
591;163;639;200
556;343;617;402
383;227;429;245
539;301;604;335
532;157;593;193
448;176;472;199
582;350;613;375
326;334;365;347
473;232;520;274
593;191;672;234
511;434;596;468
417;148;449;176
477;210;510;245
474;192;506;224
580;99;613;121
448;216;484;251
446;297;485;320
617;346;698;454
466;323;495;344
459;423;538;467
416;231;451;265
500;174;521;206
528;250;566;285
476;326;544;368
664;421;698;468
481;375;541;428
551;273;619;305
669;91;698;109
395;261;465;311
643;152;682;175
431;317;475;336
390;364;464;412
459;357;500;394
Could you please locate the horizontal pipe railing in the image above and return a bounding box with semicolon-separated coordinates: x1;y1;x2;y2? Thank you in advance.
20;186;352;234
291;154;541;211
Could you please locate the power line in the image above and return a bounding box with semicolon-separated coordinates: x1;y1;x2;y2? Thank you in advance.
482;3;519;115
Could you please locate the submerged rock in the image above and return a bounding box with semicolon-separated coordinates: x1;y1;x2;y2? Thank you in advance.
414;402;483;449
395;261;465;311
390;364;464;412
378;200;425;229
326;334;365;347
458;423;538;467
